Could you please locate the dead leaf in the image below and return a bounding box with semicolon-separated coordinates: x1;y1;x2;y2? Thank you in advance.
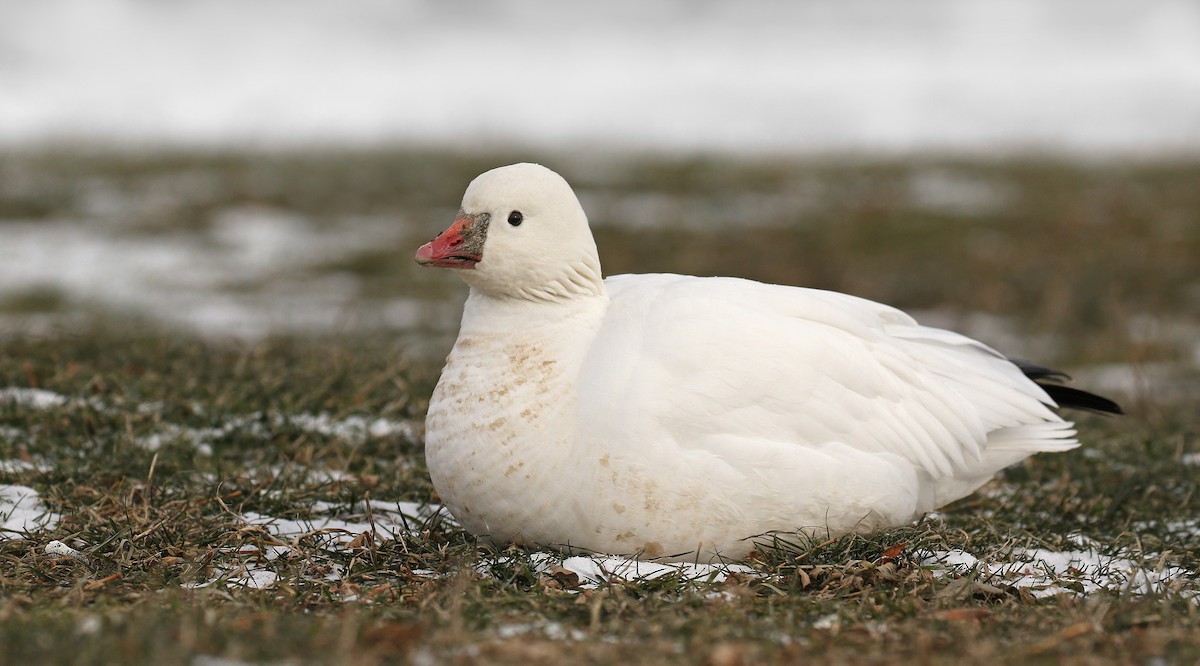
348;531;373;550
881;543;907;563
546;565;581;589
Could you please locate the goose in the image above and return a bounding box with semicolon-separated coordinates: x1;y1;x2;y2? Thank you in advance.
415;163;1121;562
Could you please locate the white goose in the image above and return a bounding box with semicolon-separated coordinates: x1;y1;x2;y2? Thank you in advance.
416;163;1120;562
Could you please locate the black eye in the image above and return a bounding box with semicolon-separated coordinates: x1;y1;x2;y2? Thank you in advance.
507;211;524;226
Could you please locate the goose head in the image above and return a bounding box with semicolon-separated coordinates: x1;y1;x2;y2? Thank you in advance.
416;163;605;301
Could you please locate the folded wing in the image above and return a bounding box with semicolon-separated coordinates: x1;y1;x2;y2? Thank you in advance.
584;274;1075;482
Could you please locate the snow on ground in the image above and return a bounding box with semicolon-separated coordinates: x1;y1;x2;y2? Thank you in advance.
4;384;1196;597
558;556;756;588
0;385;422;456
0;388;69;409
242;500;446;549
1133;518;1200;541
0;167;1027;342
494;622;588;642
184;501;446;591
285;413;421;442
134;412;422;456
0;484;60;535
0;459;52;474
922;539;1196;598
2;0;1198;155
182;566;280;591
0;211;459;340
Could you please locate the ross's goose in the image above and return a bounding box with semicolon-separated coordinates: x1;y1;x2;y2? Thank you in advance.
415;163;1121;562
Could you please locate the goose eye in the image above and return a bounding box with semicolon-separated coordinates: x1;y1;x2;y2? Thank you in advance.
507;211;524;226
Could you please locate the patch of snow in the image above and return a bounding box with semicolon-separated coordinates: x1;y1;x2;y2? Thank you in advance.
0;388;69;409
0;459;52;474
559;555;757;588
135;410;421;455
1126;315;1200;349
137;422;228;456
906;170;1014;216
242;511;380;546
0;484;60;535
241;501;444;548
0;211;447;340
1181;453;1200;466
475;551;757;591
184;566;279;590
285;413;421;443
812;614;840;630
1072;362;1190;402
308;500;443;522
1132;517;1200;540
185;503;445;592
930;549;981;569
495;621;587;642
923;544;1195;598
294;470;357;487
76;615;103;635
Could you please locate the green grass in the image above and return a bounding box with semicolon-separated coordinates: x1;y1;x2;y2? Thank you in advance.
1;150;1199;664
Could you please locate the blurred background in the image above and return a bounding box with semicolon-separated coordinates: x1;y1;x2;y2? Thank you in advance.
2;0;1198;404
4;0;1199;152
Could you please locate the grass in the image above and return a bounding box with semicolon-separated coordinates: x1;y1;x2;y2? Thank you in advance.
1;149;1199;664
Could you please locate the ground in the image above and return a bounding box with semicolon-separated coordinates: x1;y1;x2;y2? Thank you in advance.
1;150;1198;664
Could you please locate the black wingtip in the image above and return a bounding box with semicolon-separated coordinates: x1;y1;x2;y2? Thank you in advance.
1011;358;1124;416
1038;383;1125;416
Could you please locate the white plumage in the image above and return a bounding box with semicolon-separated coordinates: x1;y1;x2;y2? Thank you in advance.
416;163;1090;562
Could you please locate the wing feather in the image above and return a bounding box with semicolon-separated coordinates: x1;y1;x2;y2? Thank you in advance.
588;274;1072;481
